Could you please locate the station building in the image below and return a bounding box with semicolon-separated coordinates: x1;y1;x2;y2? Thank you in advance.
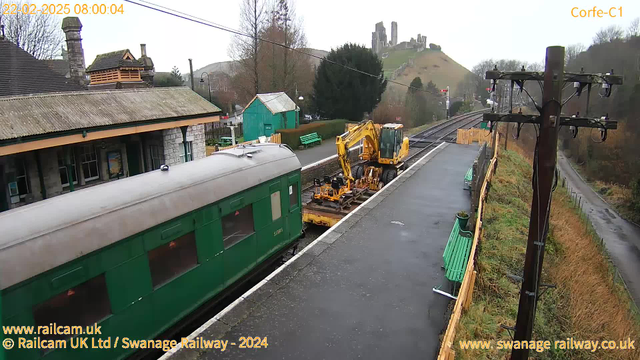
0;17;221;212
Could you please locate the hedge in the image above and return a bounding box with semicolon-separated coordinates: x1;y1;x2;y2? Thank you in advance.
277;119;355;148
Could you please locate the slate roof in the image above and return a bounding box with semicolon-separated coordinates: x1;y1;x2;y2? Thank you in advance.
42;59;70;77
0;87;222;141
246;92;297;115
86;49;144;72
0;39;84;97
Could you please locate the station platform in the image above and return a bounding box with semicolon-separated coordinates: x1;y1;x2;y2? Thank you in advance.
166;143;480;360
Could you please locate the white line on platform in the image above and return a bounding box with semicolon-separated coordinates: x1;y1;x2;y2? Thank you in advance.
160;142;447;359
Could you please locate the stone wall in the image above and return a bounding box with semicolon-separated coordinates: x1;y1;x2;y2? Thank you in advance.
162;124;206;166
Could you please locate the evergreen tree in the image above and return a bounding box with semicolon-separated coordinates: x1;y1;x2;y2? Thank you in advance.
405;77;429;127
313;44;387;121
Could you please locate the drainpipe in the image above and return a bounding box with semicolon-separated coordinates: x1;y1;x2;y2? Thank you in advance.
35;150;47;199
181;126;189;162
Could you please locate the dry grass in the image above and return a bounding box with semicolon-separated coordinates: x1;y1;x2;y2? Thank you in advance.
385;50;471;94
550;189;639;359
454;143;640;360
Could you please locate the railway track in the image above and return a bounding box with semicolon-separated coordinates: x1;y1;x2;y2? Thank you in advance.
404;110;486;163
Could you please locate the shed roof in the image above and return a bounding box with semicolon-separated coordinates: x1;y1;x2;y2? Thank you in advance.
246;92;297;115
86;49;144;72
0;39;84;97
0;87;221;141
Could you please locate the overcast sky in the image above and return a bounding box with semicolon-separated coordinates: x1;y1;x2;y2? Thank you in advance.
69;0;639;74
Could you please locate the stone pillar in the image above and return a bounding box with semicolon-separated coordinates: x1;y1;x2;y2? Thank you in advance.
61;17;87;87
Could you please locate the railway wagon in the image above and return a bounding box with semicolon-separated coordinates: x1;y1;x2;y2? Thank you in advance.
0;143;302;360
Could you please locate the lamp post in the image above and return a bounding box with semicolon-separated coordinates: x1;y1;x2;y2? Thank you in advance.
199;72;212;103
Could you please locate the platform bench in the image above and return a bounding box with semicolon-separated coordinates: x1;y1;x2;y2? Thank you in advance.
442;219;473;284
300;132;322;147
464;166;473;190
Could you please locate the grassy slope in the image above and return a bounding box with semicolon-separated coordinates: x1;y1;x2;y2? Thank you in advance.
382;48;472;94
567;160;640;224
454;148;640;360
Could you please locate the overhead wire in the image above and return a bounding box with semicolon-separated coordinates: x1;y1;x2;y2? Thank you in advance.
124;0;429;93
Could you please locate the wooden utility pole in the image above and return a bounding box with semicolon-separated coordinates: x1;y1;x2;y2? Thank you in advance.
482;45;622;360
511;46;564;360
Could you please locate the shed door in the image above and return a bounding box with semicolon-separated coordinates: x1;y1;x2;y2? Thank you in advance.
264;123;273;137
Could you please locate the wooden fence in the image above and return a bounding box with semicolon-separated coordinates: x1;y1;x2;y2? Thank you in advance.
456;128;491;145
205;133;281;156
437;133;499;360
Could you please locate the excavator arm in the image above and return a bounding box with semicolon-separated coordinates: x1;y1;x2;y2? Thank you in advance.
336;121;379;183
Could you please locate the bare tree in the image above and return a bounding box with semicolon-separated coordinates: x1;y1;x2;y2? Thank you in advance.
564;43;585;66
593;25;624;44
0;0;63;59
229;0;267;99
627;18;640;38
262;0;308;95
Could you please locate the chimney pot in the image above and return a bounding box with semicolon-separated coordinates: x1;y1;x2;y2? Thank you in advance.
140;44;147;57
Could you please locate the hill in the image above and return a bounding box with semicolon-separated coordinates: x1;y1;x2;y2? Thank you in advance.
382;48;472;94
192;48;329;79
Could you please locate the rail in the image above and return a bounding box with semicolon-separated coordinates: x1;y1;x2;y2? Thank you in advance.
404;112;485;163
437;132;500;360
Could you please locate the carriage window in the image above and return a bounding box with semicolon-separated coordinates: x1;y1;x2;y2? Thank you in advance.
148;232;198;287
222;205;254;249
33;274;111;341
289;183;298;208
271;192;282;221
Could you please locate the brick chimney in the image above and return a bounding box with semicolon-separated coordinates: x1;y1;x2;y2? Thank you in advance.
61;17;87;87
140;43;147;57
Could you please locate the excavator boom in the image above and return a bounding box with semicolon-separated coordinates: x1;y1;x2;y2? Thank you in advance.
336;121;380;182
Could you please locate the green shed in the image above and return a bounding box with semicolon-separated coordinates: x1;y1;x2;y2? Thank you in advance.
242;92;298;141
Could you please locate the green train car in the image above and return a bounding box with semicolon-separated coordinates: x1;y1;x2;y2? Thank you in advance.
0;144;302;360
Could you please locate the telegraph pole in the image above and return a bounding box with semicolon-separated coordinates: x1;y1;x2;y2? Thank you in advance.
511;46;564;360
482;46;622;360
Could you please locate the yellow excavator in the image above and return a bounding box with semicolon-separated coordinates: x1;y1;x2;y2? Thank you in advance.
304;120;409;226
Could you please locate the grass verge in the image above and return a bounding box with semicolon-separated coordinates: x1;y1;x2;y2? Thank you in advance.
453;149;639;360
568;159;640;224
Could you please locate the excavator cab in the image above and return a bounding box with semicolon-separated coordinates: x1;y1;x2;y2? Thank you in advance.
379;124;408;164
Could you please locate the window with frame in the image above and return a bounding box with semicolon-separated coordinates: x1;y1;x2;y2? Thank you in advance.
222;205;255;249
149;145;165;170
80;145;100;181
15;157;30;197
57;150;78;187
289;183;298;209
180;142;193;162
148;232;198;287
271;191;281;221
33;274;111;342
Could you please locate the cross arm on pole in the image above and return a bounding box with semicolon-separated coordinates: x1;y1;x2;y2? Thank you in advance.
483;113;618;129
486;71;623;86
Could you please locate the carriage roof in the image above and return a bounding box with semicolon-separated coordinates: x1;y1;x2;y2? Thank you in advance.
0;143;300;290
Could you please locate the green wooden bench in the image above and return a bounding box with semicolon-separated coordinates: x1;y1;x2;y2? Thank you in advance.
464;167;473;190
300;132;322;147
442;219;473;283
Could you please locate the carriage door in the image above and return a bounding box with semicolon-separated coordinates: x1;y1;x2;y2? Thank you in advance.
287;175;302;242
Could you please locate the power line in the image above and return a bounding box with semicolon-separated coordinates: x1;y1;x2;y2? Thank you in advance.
124;0;426;93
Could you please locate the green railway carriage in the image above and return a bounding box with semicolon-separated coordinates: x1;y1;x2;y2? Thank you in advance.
0;144;302;360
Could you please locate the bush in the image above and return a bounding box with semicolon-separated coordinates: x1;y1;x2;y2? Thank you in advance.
277;119;354;148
